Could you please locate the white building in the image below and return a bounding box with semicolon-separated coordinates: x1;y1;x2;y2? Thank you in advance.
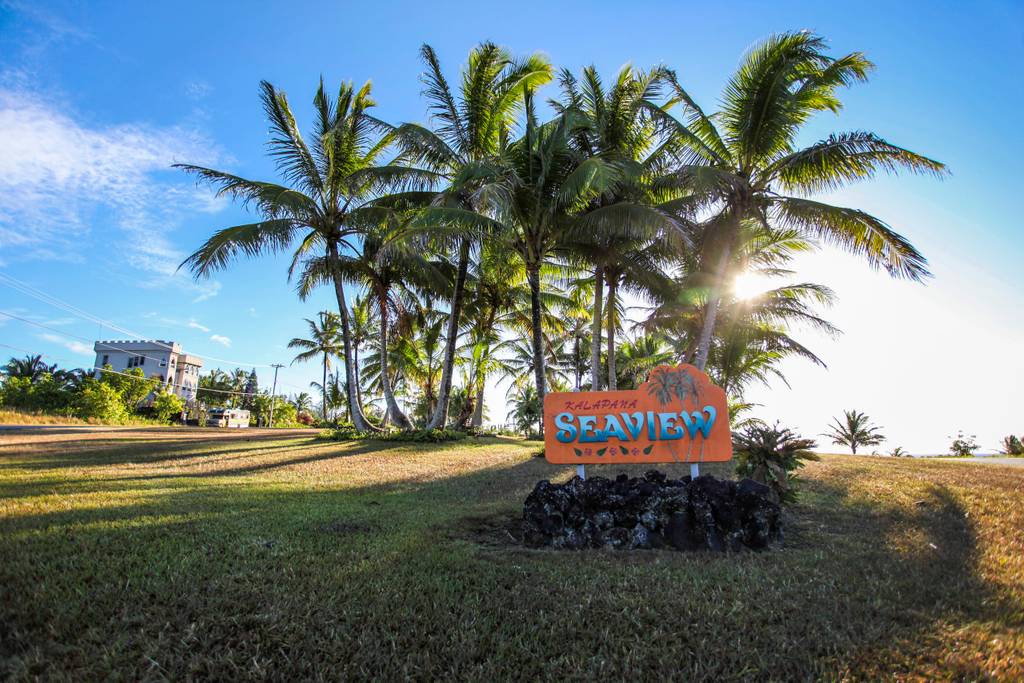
93;340;203;403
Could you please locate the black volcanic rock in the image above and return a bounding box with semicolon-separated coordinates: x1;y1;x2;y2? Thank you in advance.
522;472;782;552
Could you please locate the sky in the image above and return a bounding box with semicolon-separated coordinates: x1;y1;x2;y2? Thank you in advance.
0;0;1021;453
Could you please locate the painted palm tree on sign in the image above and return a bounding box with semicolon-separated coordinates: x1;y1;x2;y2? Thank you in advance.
651;32;947;371
288;312;344;422
178;78;391;432
824;409;886;454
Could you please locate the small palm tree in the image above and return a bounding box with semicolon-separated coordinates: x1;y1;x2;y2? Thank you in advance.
507;384;542;436
824;409;886;454
292;392;313;413
734;422;819;503
289;312;344;422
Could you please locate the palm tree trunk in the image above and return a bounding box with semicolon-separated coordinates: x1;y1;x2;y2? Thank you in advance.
471;383;485;427
354;344;362;407
693;243;733;372
378;293;413;430
327;242;376;432
426;237;471;429
322;353;328;422
573;336;581;391
528;261;546;434
590;265;604;391
606;273;618;390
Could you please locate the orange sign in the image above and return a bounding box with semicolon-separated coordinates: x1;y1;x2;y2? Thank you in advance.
543;364;732;464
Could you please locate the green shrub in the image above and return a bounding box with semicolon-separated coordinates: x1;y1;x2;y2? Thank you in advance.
1001;435;1023;456
74;382;129;422
319;423;362;440
948;431;979;457
319;426;471;443
152;389;185;423
0;376;35;409
378;428;468;443
733;422;819;504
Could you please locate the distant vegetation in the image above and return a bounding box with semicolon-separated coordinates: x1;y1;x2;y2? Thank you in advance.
824;409;886;454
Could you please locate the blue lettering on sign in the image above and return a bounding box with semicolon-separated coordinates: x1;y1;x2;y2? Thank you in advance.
578;415;605;443
658;412;684;440
622;412;644;440
557;407;718;445
602;414;629;441
554;412;577;443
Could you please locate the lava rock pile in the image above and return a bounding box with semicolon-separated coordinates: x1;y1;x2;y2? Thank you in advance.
522;471;782;551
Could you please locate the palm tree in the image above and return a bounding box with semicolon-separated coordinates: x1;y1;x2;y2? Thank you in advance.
288;312;344;422
653;32;946;370
298;216;444;429
3;355;56;382
824;409;886;454
178;78;391;432
644;220;839;397
507;384;542;435
348;294;375;413
292;392;313;413
382;42;553;430
553;64;684;392
615;334;673;389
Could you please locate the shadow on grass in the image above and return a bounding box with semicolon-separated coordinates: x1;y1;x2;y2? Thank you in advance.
0;447;1019;680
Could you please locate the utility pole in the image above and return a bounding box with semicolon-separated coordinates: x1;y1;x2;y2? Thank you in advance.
268;363;284;428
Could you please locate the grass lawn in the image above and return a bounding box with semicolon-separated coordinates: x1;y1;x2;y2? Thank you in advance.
1;429;1021;680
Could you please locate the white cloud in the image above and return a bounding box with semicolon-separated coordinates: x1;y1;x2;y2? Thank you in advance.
248;307;258;317
209;334;231;347
187;319;210;332
192;282;222;303
0;85;226;298
184;80;213;100
38;332;93;356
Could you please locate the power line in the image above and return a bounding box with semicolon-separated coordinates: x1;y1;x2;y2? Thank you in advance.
0;310;311;395
0;273;315;392
0;342;282;398
0;272;283;370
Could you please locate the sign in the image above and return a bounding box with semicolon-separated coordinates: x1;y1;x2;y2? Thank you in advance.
543;363;732;464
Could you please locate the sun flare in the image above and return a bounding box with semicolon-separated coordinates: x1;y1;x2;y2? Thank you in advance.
732;272;769;300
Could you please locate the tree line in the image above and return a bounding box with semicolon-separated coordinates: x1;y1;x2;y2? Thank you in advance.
176;33;944;435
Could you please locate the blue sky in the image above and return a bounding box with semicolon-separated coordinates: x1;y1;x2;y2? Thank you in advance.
1;1;1021;452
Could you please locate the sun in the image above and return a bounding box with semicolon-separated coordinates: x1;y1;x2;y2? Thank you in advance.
732;272;769;300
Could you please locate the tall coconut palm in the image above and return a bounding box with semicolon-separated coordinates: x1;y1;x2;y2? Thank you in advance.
553;64;685;392
297;216;444;429
645;221;838;394
288;312;344;422
348;294;375;414
178;78;391;432
824;409;886;454
652;32;946;370
382;42;553;430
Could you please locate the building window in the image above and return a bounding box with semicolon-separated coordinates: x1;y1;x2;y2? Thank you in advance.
138;356;145;366
101;354;108;365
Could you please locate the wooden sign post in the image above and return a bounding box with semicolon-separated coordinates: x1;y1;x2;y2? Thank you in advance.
543;363;732;472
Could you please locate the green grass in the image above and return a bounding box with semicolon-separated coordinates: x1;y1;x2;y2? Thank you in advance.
1;430;1021;680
